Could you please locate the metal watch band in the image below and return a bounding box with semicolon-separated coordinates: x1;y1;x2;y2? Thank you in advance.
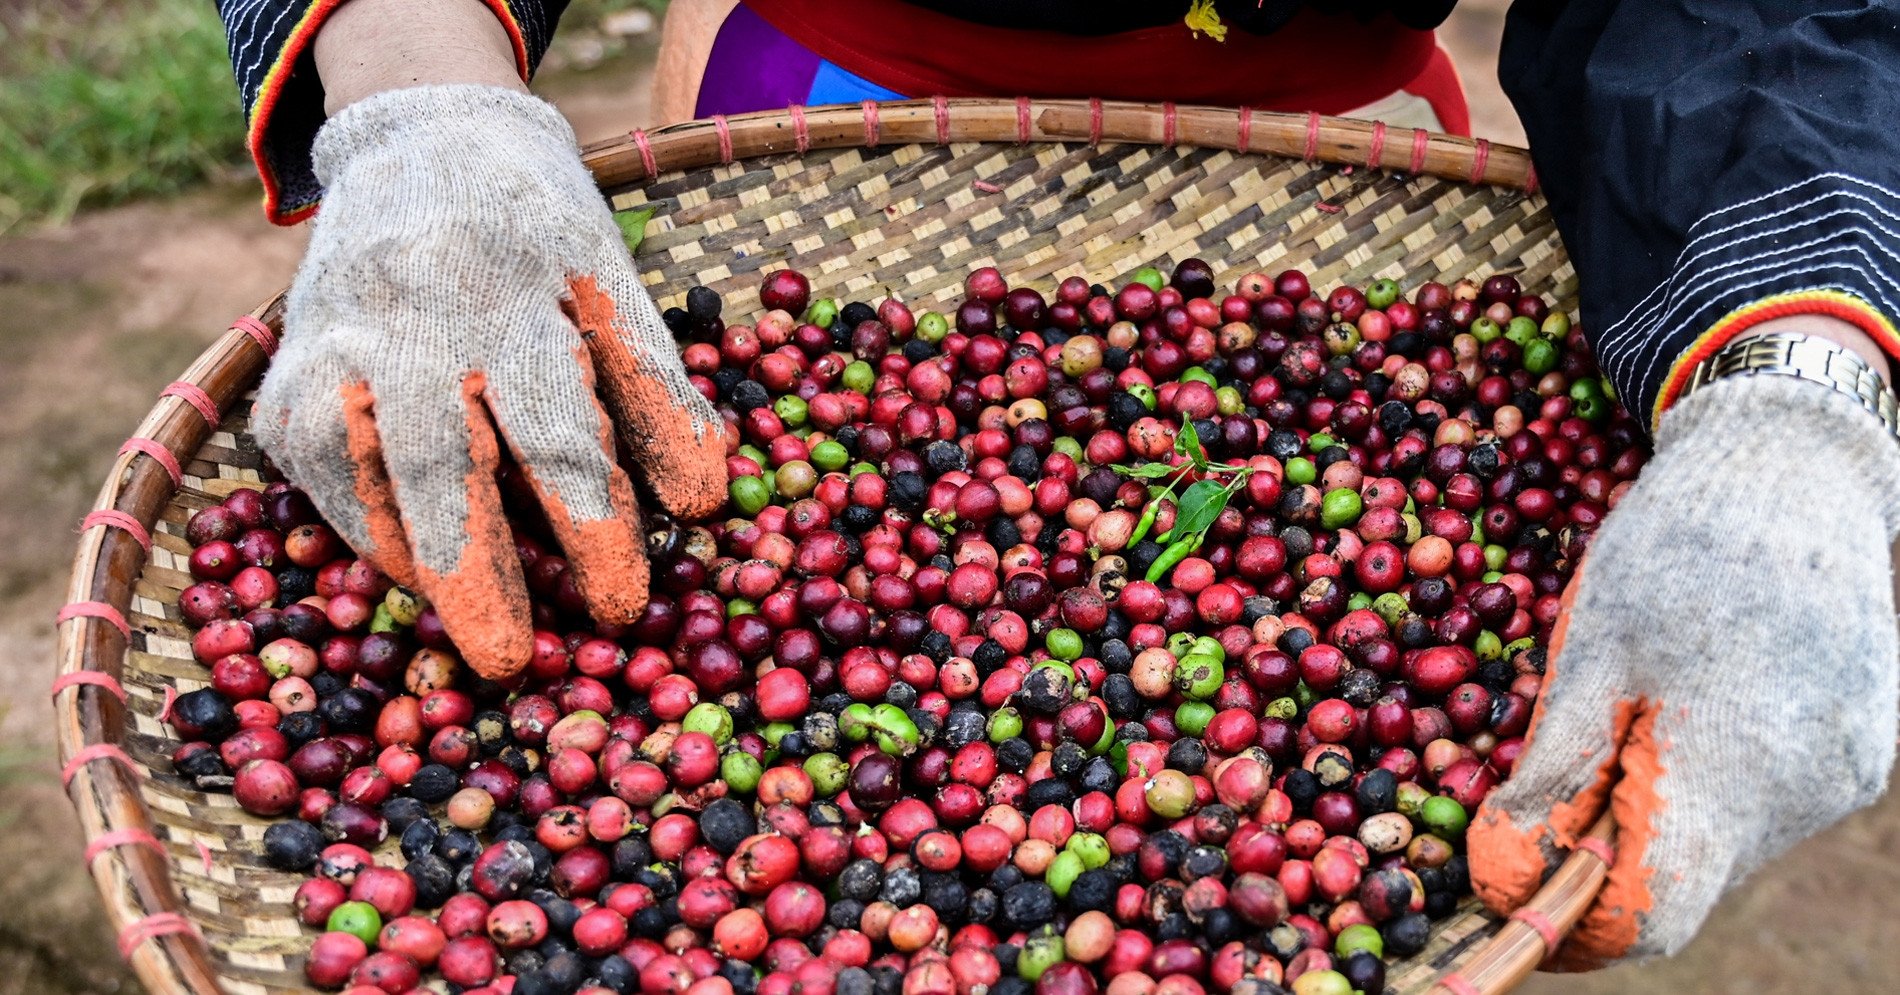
1681;332;1900;441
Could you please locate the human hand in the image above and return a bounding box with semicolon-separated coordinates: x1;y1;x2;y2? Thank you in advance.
1468;371;1900;967
253;85;728;680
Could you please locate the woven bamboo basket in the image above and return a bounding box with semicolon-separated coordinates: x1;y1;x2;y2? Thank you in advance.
55;98;1616;995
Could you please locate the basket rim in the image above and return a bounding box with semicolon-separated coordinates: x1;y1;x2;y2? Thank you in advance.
54;99;1595;995
577;98;1539;195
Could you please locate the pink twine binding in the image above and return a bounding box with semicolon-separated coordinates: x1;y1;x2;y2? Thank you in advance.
787;104;811;154
81;509;152;552
52;670;127;704
1511;907;1562;952
1302;111;1320;161
629;129;658;178
58;601;130;639
60;743;142;788
1236;106;1253;154
1525;163;1541;194
1368;121;1388;170
711;114;733;164
1437;973;1482;995
1161;102;1177;146
931;95;950;145
1469;138;1492;185
119;437;182;486
161;381;219;426
1410;128;1430;175
231;315;276;356
860;100;881;148
1088;98;1104;145
1575;837;1616;866
116;912;199;962
1015;96;1032;144
84;828;163;865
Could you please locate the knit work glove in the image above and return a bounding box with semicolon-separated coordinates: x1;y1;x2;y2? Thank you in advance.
1468;373;1900;968
254;85;728;680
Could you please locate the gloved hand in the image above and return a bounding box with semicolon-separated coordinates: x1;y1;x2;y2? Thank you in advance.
1469;372;1900;968
254;84;728;680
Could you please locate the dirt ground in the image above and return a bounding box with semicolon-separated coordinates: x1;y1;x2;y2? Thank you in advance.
0;6;1894;993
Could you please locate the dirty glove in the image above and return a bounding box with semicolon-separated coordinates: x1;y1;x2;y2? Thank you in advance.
254;84;728;680
1468;372;1900;967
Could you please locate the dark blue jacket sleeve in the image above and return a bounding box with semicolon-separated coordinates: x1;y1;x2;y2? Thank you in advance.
1501;0;1900;427
216;0;567;224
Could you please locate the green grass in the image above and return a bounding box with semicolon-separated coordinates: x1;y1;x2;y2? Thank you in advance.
0;0;673;234
0;0;245;234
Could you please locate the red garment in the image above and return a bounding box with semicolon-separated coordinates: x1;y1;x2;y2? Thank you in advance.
745;0;1469;134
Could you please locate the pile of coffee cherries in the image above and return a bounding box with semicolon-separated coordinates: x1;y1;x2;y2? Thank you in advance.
166;260;1645;995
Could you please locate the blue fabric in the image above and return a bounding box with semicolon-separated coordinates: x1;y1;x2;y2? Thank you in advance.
805;59;908;105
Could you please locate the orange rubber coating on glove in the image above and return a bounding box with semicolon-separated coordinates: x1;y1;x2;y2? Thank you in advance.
567;275;730;520
411;373;533;681
502;344;652;625
1467;557;1663;970
340;381;418;587
1469;566;1587;913
1551;709;1662;971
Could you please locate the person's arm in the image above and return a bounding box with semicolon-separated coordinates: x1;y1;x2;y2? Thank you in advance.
1499;0;1900;417
217;0;561;223
1469;0;1900;970
220;0;730;681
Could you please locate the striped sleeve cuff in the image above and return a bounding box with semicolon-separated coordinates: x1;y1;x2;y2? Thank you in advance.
219;0;548;225
1590;173;1900;429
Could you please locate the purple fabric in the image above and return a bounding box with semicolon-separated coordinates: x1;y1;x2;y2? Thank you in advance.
694;5;823;118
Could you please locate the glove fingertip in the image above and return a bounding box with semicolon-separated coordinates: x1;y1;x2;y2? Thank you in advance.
1467;805;1552;915
566;516;652;624
646;434;731;521
424;582;534;682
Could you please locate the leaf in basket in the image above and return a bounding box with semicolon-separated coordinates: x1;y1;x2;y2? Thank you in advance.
1172;479;1228;539
1114;462;1181;481
1174;419;1204;467
616;207;658;255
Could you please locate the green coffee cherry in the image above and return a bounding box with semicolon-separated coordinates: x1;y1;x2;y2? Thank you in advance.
842;360;875;395
1044;627;1084;661
1421;795;1470;837
988;706;1025;743
1365;278;1401;309
721;750;762;793
1175;653;1224;700
1067;832;1111;869
728;476;770;515
1017;928;1066;981
1173;701;1214;737
1045;851;1084;898
327;902;381;945
383;587;424;626
681;703;733;743
803;297;839;327
809;440;849;471
1321;488;1362;529
803;753;849;795
1335;923;1383;959
773;394;808;427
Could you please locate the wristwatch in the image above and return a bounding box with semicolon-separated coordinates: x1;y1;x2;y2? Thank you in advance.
1680;332;1900;441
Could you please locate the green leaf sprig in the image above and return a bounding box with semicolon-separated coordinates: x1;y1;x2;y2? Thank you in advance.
1112;419;1259;581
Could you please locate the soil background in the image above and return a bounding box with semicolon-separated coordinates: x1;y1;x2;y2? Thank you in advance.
1;4;1893;992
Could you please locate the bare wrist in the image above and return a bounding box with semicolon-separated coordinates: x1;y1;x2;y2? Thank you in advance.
314;0;527;116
